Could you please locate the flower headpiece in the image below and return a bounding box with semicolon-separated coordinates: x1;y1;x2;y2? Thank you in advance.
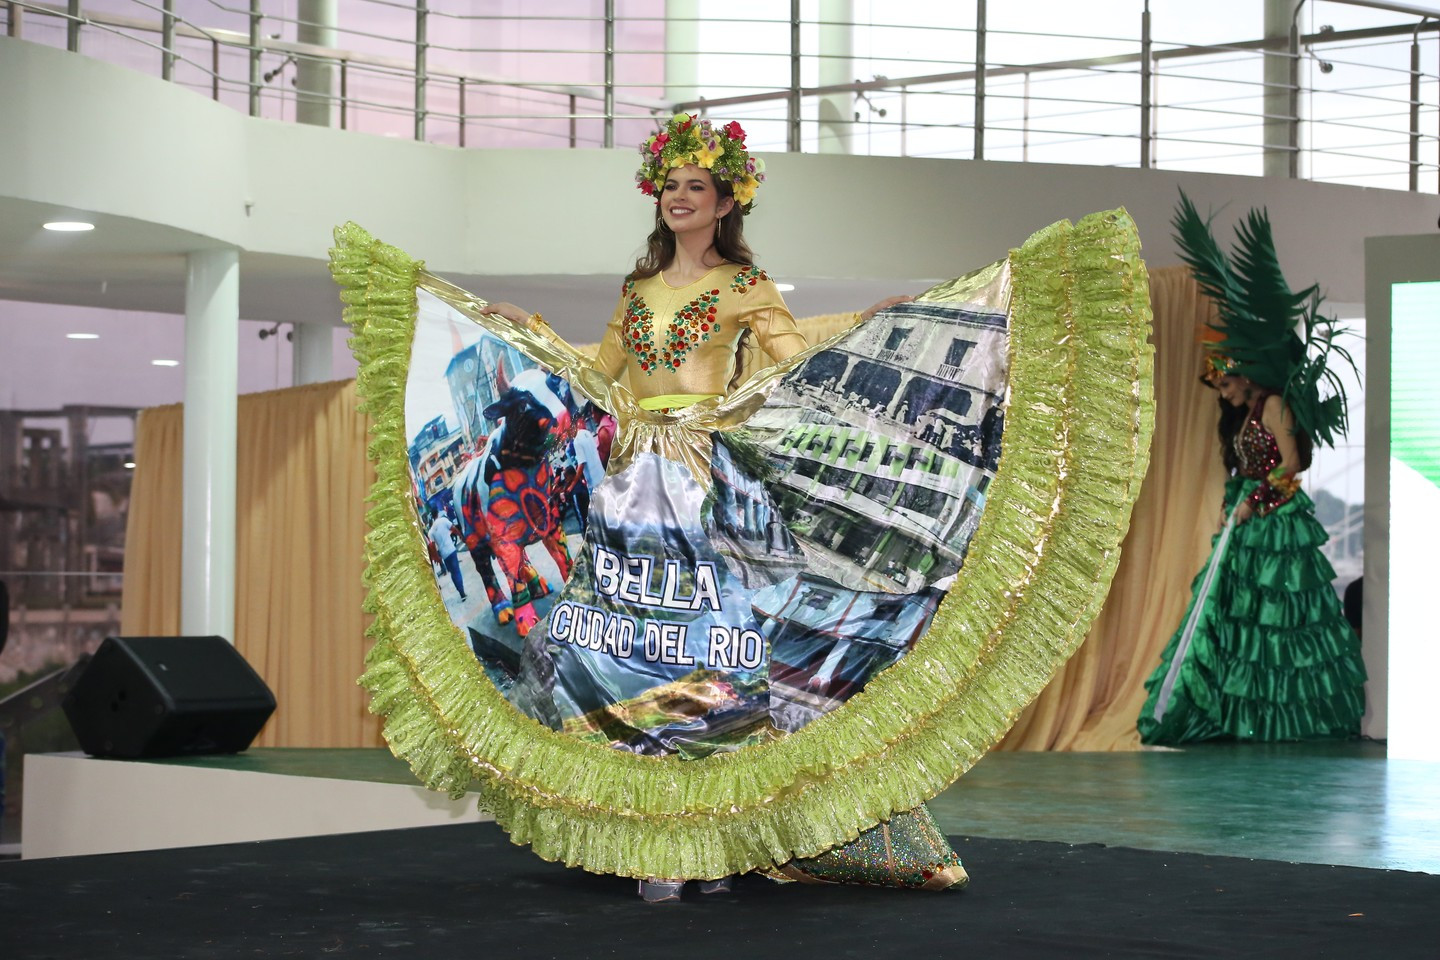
1173;190;1355;449
1197;326;1238;386
635;113;766;211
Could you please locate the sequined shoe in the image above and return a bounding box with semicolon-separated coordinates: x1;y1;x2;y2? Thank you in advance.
767;805;969;891
697;875;736;895
638;879;685;903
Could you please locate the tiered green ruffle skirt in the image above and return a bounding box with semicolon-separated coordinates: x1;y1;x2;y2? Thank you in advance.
1138;476;1366;744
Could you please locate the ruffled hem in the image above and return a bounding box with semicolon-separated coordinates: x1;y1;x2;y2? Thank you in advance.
1143;679;1363;743
1151;648;1365;742
331;210;1155;879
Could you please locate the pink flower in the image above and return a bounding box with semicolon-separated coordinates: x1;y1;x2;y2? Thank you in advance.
723;121;745;142
639;179;655;196
650;132;669;154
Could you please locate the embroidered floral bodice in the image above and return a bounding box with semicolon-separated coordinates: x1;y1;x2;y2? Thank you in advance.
592;264;807;402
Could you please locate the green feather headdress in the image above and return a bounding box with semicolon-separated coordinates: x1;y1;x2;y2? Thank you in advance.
1172;190;1355;449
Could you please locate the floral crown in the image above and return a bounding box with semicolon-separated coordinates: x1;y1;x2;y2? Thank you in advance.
635;113;766;211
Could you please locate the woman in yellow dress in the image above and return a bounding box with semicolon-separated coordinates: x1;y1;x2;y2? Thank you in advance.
330;112;1154;904
482;116;945;900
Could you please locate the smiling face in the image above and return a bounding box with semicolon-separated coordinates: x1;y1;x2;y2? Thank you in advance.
659;164;735;237
1216;374;1254;408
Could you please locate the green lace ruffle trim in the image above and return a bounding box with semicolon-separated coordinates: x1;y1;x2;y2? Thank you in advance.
329;209;1155;880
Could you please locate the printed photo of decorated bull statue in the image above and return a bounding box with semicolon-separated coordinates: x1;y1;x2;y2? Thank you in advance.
405;290;612;688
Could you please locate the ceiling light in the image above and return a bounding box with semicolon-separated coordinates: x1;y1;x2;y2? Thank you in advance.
124;461;137;469
152;359;180;367
43;221;96;232
775;282;796;292
66;333;100;340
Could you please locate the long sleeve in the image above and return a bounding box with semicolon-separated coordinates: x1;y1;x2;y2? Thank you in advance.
737;276;807;364
592;288;630;383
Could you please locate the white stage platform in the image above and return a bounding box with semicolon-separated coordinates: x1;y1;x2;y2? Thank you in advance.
22;751;490;859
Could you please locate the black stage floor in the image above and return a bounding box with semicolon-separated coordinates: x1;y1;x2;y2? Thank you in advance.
3;821;1438;960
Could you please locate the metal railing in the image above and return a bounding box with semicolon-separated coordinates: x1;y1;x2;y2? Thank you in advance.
3;0;1436;191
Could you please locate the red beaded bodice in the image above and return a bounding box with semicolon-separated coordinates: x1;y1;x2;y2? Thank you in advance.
1233;399;1283;481
1232;392;1301;517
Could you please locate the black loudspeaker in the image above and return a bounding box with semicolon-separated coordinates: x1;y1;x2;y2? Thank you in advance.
62;636;276;759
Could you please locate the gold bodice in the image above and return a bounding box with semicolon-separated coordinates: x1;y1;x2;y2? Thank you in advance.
592;265;807;404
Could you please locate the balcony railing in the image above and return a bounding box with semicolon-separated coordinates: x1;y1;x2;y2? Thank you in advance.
3;0;1436;191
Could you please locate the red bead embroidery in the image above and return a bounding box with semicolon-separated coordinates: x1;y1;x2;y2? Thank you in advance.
1234;411;1282;478
621;285;723;375
660;289;721;370
729;266;770;293
1235;397;1298;515
620;279;659;373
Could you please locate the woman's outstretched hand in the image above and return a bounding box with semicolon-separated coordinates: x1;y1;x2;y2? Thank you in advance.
485;301;534;328
860;295;914;323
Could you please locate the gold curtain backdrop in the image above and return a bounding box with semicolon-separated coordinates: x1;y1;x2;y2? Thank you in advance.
120;380;381;748
1000;266;1226;750
119;266;1219;751
120;401;184;638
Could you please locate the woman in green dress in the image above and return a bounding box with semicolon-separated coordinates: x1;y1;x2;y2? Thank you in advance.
1138;196;1367;744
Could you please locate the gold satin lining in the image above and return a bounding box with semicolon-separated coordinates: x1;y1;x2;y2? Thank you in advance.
918;257;1013;307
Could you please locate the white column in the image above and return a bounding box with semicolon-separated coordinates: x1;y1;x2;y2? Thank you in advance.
817;0;854;155
1263;0;1302;179
181;248;239;641
664;0;700;109
292;322;334;386
296;0;338;127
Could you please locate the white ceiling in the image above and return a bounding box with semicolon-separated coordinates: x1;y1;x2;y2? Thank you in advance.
0;195;913;348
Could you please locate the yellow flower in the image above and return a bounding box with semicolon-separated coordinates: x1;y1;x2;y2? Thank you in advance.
733;175;759;206
669;155;687;168
693;141;723;168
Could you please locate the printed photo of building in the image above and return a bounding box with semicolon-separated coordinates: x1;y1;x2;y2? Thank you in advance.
746;298;1010;593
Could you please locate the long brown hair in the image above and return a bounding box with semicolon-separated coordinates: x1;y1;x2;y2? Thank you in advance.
631;176;755;280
